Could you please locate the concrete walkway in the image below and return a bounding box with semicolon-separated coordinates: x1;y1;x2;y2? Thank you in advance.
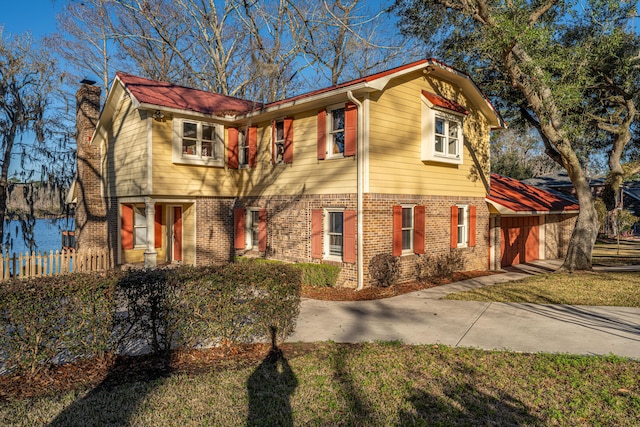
288;260;640;359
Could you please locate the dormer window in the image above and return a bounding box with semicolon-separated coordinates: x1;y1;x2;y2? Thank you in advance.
421;91;467;165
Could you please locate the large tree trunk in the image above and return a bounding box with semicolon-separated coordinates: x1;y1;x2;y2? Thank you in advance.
561;169;599;271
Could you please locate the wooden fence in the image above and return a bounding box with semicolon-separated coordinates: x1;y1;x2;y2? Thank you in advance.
0;249;109;281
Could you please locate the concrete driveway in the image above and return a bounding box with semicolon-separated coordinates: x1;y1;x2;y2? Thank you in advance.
288;260;640;359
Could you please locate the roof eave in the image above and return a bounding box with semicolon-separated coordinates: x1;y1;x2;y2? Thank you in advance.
485;198;579;215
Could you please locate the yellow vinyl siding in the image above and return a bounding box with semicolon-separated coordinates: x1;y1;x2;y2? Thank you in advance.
105;96;149;197
151;111;356;197
368;72;490;198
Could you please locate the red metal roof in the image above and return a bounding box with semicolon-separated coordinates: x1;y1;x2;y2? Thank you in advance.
116;72;259;116
421;90;468;115
488;173;579;212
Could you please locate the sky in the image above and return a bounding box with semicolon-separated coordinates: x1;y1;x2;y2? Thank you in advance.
1;0;63;38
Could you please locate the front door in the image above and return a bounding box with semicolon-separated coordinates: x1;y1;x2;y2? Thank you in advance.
172;206;183;262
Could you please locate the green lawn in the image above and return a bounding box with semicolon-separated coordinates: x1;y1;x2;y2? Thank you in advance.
444;271;640;307
2;343;639;426
592;238;640;266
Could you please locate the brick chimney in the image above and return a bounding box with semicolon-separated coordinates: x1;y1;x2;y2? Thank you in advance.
74;81;107;253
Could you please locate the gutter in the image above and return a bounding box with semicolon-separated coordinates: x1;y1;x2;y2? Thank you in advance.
347;90;364;291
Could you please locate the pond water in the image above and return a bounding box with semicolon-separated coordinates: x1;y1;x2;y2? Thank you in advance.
3;217;75;255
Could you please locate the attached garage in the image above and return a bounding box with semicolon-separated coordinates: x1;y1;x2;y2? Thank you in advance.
500;216;540;267
487;174;579;270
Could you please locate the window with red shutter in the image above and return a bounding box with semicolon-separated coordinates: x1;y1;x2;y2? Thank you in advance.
121;204;134;250
234;208;245;250
311;210;323;259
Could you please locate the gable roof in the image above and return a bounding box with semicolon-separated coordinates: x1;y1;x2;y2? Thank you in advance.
487;173;579;214
116;72;260;116
112;59;504;128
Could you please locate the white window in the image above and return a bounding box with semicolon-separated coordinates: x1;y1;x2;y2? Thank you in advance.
273;120;285;164
173;119;224;166
421;96;464;165
402;206;414;253
133;205;147;247
245;208;260;249
324;209;344;260
457;205;468;247
435;116;460;157
238;130;248;168
327;106;346;158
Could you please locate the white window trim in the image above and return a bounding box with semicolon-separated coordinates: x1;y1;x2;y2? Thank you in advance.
133;204;147;248
272;119;285;165
326;103;346;159
323;208;344;262
245;207;260;250
401;205;415;255
457;204;469;248
172;118;224;167
421;96;464;165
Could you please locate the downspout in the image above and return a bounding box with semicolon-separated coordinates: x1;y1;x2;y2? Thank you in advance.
347;90;364;291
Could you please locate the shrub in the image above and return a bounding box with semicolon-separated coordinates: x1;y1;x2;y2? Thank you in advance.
116;262;302;352
416;250;464;282
0;272;118;376
292;262;340;287
236;257;340;287
369;253;399;287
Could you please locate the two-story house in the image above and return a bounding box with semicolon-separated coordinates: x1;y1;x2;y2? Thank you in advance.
71;59;576;288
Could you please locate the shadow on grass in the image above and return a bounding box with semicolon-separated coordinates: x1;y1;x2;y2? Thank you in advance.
398;361;542;426
47;352;173;426
246;326;298;427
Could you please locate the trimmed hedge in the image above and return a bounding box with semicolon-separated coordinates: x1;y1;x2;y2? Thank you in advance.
236;257;340;287
0;273;118;376
1;262;302;376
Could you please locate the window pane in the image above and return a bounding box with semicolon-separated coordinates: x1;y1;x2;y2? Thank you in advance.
458;207;465;224
448;121;458;138
435;118;445;135
332;108;345;131
402;229;411;250
333;133;345;154
448;137;457;156
329;212;343;233
182;139;196;155
202;125;214;141
402;208;412;228
201;141;212;157
329;235;343;256
183;122;197;138
276;121;284;141
435;135;444;153
135;227;146;246
458;225;464;245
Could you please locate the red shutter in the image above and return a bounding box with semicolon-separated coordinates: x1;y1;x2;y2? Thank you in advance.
311;209;323;259
450;206;459;249
154;204;162;249
343;210;356;263
227;127;239;169
121;204;134;250
234;208;245;250
344;102;357;157
248;126;258;168
414;205;425;255
392;205;402;256
317;110;326;160
284;117;293;163
271;120;276;164
258;209;267;252
469;206;477;247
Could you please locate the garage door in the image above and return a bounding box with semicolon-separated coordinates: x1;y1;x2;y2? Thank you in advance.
500;216;540;267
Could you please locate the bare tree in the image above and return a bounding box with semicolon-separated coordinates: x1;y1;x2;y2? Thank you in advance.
295;0;411;86
0;31;66;252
